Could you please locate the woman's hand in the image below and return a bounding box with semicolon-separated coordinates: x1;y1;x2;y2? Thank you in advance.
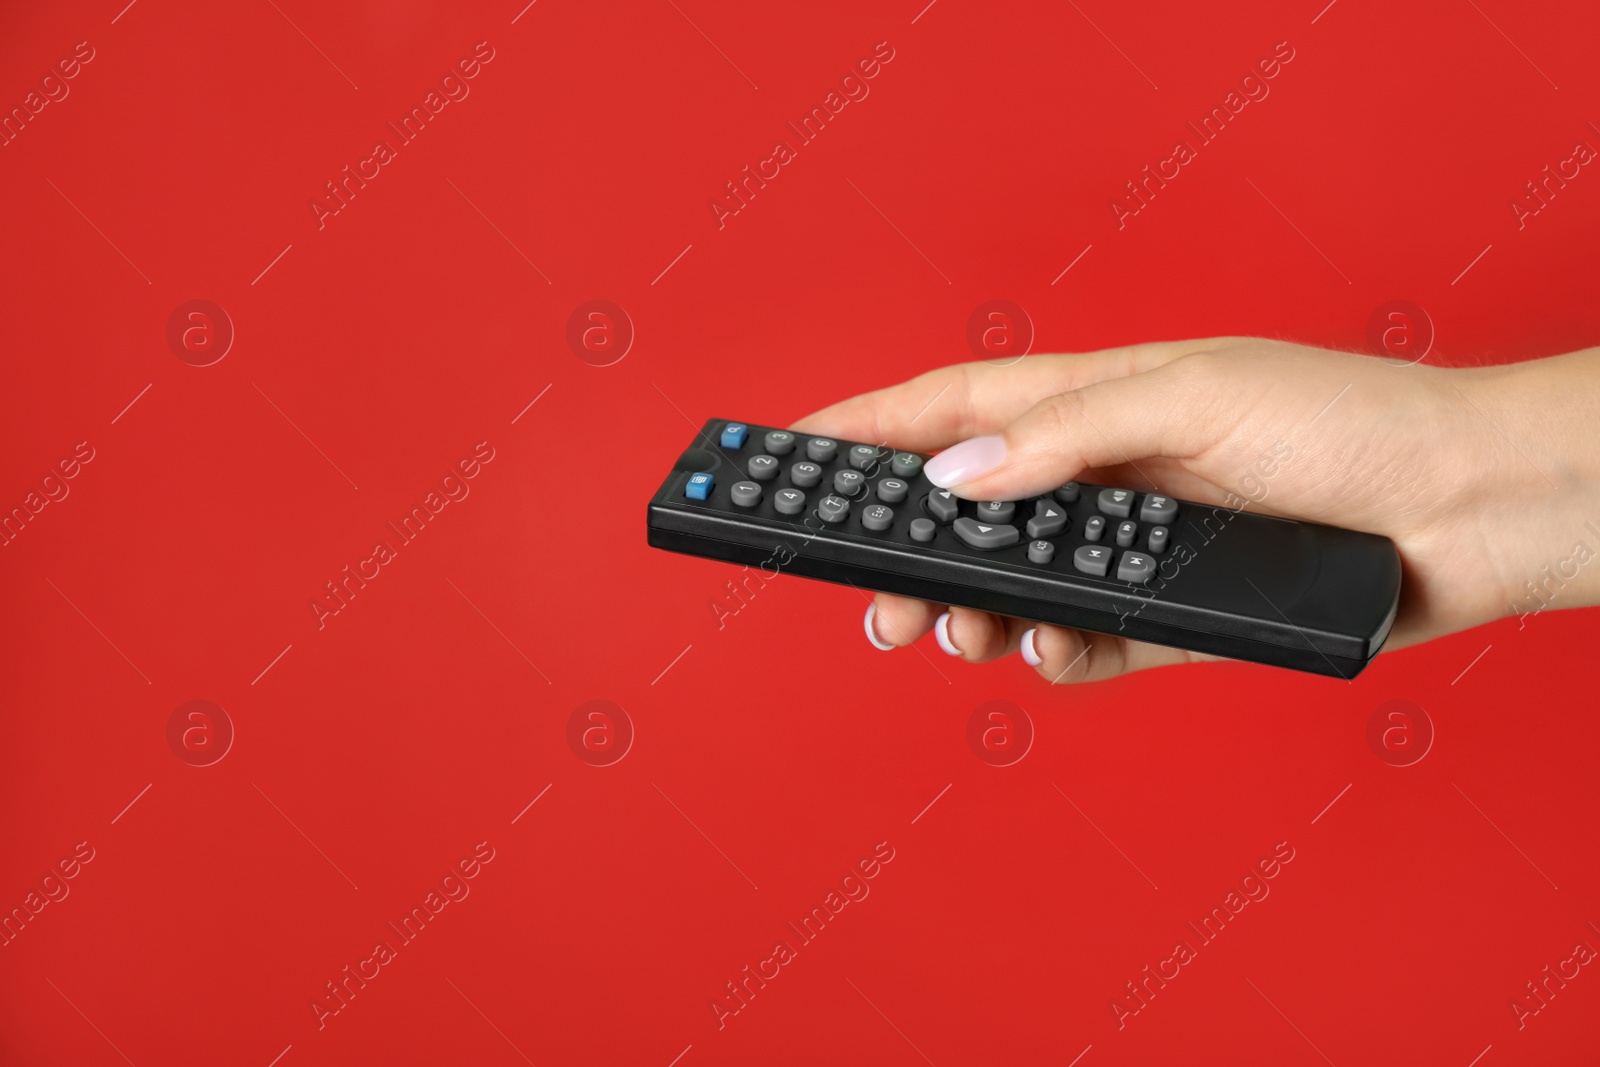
793;338;1600;682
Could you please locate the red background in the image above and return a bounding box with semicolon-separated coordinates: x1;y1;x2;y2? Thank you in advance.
3;0;1599;1063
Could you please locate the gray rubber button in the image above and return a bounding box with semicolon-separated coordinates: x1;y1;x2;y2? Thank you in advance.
1098;488;1134;518
849;444;883;471
731;481;762;508
925;489;960;524
748;455;780;482
1028;540;1055;564
953;516;1020;551
806;438;838;463
774;488;806;516
1026;499;1068;539
817;494;850;524
909;518;935;542
763;431;796;456
1139;494;1178;525
1073;544;1111;576
1116;520;1137;547
1054;482;1080;504
833;469;866;496
1117;552;1156;584
790;461;822;488
891;453;924;479
861;504;894;531
877;478;908;504
1148;526;1169;553
977;500;1016;525
1083;516;1106;542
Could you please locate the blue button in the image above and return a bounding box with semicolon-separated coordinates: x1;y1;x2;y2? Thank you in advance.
685;472;714;500
719;423;748;449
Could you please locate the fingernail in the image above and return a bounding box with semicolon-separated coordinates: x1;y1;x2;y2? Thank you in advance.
934;611;962;657
925;435;1007;489
1021;628;1042;667
864;604;895;651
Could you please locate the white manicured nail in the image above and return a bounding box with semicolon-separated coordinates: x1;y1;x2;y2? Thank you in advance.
864;603;895;651
1021;628;1042;667
925;435;1007;489
934;611;961;657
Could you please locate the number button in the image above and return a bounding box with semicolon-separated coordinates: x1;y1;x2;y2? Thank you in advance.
790;461;822;488
748;455;780;482
877;478;909;504
806;438;838;463
730;481;762;507
763;431;796;455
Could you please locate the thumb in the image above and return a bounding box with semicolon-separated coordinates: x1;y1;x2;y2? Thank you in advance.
922;357;1219;500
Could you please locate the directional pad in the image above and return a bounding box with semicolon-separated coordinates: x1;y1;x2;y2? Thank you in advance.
953;517;1020;551
1026;499;1068;539
925;489;959;524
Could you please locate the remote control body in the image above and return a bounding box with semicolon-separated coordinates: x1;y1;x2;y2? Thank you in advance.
647;420;1402;678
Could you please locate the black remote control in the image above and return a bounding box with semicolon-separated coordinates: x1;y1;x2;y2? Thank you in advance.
647;420;1401;678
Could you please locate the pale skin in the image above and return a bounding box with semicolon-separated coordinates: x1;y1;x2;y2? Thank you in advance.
792;338;1600;683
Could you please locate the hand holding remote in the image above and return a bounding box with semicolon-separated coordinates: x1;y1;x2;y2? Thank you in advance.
793;338;1600;682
